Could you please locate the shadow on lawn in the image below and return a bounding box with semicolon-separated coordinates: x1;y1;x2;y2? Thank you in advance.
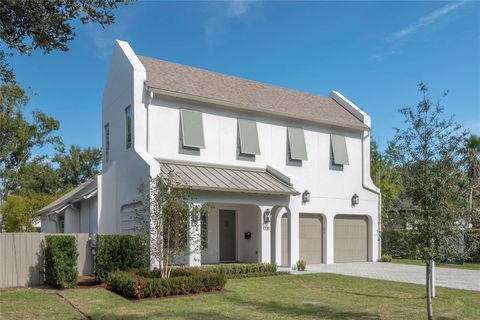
221;295;381;320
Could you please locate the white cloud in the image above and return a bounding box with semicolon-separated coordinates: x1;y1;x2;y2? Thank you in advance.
86;23;127;60
227;0;250;17
388;1;466;41
203;1;255;48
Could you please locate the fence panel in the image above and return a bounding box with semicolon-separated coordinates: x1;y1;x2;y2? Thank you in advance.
0;233;93;288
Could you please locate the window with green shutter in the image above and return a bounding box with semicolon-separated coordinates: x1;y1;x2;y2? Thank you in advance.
238;118;260;155
180;109;205;149
287;127;308;161
331;134;349;165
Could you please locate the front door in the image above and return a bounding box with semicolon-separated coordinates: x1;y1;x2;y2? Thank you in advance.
219;210;236;261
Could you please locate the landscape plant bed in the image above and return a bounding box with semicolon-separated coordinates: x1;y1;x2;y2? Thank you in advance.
107;268;227;299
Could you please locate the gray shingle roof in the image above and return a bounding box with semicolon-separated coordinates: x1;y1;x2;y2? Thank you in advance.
37;178;97;215
138;56;368;131
159;160;299;196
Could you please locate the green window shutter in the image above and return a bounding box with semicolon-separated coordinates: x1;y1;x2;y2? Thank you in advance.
181;109;205;148
331;134;349;165
238;118;260;155
287;127;308;160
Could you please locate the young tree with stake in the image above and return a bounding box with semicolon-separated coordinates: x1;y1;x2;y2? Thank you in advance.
390;83;476;320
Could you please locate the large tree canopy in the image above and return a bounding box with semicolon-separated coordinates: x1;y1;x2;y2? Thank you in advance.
54;144;102;189
0;0;128;83
0;84;61;200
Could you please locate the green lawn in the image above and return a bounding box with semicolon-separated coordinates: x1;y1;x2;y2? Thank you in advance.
0;288;82;320
392;258;480;270
2;273;478;320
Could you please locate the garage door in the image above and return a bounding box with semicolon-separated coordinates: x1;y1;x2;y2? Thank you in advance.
334;215;368;263
299;214;323;264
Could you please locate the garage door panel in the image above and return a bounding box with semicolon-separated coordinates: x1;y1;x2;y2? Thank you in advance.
334;215;368;263
299;214;323;264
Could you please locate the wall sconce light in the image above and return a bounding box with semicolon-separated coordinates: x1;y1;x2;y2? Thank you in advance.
352;193;359;207
263;208;271;224
302;190;310;203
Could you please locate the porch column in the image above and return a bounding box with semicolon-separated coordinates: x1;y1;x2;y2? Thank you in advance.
258;206;272;263
325;214;334;264
289;202;300;268
188;215;201;267
273;208;285;266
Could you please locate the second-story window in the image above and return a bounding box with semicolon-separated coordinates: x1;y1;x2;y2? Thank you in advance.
330;134;349;166
104;123;110;162
238;118;260;156
125;105;132;149
287;127;308;161
180;109;205;149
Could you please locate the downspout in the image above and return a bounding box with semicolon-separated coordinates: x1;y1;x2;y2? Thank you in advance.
362;131;382;260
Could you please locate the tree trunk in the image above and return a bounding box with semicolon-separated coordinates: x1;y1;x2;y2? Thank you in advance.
426;262;433;320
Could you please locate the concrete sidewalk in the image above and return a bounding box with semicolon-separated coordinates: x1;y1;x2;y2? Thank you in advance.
279;262;480;291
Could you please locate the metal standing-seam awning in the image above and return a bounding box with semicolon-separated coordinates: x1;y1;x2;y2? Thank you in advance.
158;160;299;196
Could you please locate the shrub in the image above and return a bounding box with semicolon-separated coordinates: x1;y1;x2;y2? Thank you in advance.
135;263;278;279
380;254;393;262
108;269;227;299
95;235;149;282
465;229;480;262
381;229;412;258
192;263;277;276
44;235;78;288
296;260;306;271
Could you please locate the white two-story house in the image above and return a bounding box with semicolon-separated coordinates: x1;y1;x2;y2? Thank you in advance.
41;40;380;268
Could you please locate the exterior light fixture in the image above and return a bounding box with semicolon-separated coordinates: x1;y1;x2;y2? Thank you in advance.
352;193;359;207
302;190;310;203
263;208;271;224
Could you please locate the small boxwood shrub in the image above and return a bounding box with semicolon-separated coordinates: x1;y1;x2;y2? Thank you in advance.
296;260;306;271
44;235;78;288
108;269;226;299
380;254;393;262
95;234;149;282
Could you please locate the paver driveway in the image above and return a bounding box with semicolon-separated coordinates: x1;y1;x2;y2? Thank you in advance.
280;262;480;291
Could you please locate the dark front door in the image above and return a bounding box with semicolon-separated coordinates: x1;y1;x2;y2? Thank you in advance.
219;210;236;261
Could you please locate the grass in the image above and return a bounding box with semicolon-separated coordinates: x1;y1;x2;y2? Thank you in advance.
392;258;480;270
0;288;82;320
2;273;478;320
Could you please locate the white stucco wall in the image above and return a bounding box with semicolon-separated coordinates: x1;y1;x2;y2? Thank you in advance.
100;40;160;235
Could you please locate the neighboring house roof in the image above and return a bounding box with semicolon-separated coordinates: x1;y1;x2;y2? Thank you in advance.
159;160;300;196
37;178;97;215
138;55;369;131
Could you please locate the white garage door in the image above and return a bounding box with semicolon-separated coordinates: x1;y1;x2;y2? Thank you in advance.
334;215;368;263
299;214;323;264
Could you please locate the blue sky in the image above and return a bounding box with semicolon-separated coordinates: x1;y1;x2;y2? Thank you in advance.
10;1;480;155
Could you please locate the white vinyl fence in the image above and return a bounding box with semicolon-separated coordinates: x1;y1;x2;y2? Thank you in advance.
0;233;93;288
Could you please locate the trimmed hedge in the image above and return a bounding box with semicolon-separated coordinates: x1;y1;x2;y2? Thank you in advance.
95;234;149;282
190;263;277;277
44;235;78;288
108;269;226;299
381;229;411;258
383;229;480;262
134;263;277;279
